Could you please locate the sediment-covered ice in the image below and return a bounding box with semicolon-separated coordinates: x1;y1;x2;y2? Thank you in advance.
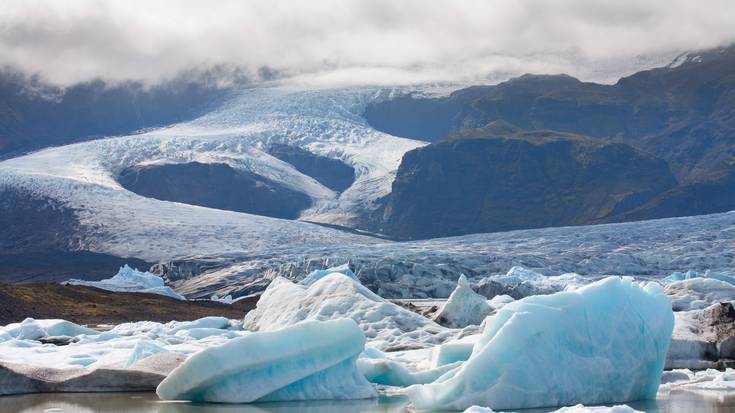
666;302;735;369
65;265;185;300
407;277;674;411
243;271;453;350
156;319;377;403
433;275;491;328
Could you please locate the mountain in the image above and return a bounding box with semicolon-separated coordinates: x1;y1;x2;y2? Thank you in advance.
364;45;735;237
364;45;735;182
0;68;238;159
376;123;677;239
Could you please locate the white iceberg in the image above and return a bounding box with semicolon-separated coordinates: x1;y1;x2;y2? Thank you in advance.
64;265;185;300
407;277;674;411
156;319;377;403
664;278;735;311
433;275;491;328
244;273;451;350
659;368;735;392
0;318;97;342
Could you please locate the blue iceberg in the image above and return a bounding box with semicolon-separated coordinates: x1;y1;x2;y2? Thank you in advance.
408;277;674;411
156;318;376;403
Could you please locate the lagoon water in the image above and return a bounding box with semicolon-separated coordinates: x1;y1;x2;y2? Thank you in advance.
2;392;735;413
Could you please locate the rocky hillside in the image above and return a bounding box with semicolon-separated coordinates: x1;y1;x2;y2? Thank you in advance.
365;45;735;183
366;45;735;238
118;162;312;219
377;124;677;239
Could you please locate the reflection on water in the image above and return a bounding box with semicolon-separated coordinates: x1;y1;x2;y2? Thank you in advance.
1;391;734;413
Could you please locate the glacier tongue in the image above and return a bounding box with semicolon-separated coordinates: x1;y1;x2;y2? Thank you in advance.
407;276;674;411
156;319;377;403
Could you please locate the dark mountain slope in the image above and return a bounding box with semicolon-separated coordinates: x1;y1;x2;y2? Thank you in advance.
267;144;355;192
0;68;237;159
378;125;677;239
118;162;312;219
364;45;735;182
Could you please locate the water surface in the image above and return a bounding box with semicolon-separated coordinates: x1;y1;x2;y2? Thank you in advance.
2;391;734;413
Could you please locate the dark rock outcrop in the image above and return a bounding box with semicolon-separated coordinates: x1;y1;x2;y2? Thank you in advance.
378;127;677;239
267;144;355;192
118;161;312;219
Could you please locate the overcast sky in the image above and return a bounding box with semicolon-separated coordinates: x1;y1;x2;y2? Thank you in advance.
2;0;735;86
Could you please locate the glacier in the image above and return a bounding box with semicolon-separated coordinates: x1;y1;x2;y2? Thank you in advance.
407;277;674;411
0;85;732;301
64;265;185;300
156;319;377;403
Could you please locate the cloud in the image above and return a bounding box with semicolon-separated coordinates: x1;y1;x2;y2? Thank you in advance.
1;0;734;86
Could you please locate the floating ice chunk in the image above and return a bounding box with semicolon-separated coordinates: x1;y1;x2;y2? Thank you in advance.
433;275;491;328
659;368;735;392
0;318;96;341
168;316;232;333
407;277;674;411
244;274;450;350
550;405;643;413
664;278;735;311
123;340;167;368
300;264;358;287
156;319;377;403
65;265;185;300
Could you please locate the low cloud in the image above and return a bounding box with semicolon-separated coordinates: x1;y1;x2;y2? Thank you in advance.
2;0;734;86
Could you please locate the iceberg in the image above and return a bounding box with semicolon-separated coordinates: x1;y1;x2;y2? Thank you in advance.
664;278;735;311
1;318;97;341
243;273;451;350
156;319;377;403
64;265;185;300
433;275;491;328
407;277;674;411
